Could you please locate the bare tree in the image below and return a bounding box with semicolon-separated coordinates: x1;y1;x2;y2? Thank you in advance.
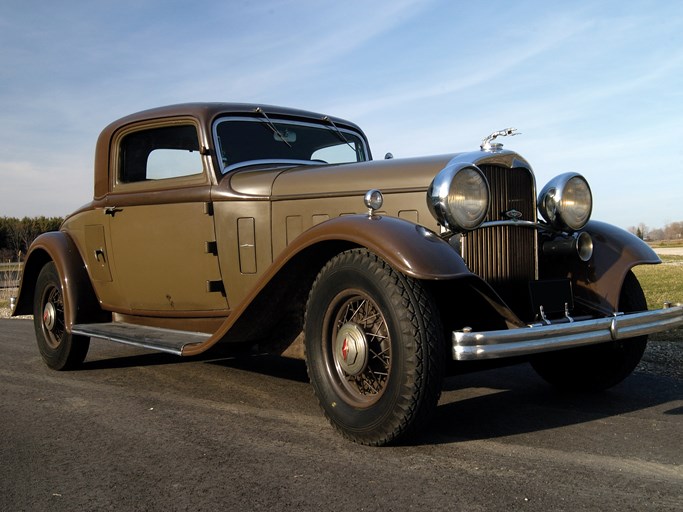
648;228;664;241
664;221;683;240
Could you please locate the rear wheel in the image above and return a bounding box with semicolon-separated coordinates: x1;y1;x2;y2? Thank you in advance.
304;249;445;446
531;271;648;391
33;262;89;370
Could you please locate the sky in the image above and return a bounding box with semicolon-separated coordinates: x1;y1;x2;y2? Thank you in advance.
1;0;682;231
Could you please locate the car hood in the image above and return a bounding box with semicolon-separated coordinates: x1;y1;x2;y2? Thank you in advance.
228;154;458;199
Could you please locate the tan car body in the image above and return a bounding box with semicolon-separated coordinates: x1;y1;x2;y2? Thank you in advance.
16;102;683;445
14;103;665;359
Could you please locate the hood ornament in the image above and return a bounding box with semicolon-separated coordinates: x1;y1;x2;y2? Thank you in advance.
480;128;521;151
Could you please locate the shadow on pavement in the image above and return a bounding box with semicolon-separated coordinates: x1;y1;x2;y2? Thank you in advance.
80;340;310;382
78;336;681;445
418;364;682;445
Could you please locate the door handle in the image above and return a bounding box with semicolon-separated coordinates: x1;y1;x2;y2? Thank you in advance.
105;206;123;217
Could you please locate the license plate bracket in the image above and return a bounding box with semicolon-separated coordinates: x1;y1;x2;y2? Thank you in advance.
529;279;574;317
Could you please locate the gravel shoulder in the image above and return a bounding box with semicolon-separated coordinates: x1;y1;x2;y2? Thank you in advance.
0;307;29;320
638;334;683;380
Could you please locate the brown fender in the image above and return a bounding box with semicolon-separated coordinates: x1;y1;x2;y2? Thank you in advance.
285;214;471;279
12;231;107;328
574;220;660;313
182;214;473;355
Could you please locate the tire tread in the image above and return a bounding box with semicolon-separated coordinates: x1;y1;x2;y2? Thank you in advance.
305;249;444;446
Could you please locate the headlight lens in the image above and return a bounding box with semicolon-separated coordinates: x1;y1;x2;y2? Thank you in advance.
428;164;490;232
538;172;592;231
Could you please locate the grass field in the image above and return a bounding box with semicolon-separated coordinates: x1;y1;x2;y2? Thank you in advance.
647;240;683;248
632;255;683;308
632;254;683;342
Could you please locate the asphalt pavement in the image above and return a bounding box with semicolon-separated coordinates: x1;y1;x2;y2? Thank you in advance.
1;318;681;511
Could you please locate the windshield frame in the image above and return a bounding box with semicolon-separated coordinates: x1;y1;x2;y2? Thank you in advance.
212;116;370;174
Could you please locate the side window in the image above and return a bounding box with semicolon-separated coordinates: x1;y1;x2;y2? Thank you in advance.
119;125;203;183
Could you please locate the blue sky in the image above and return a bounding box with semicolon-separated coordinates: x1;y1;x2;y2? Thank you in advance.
1;0;681;231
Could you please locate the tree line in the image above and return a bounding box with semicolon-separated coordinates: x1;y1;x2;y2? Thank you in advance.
628;221;683;242
0;216;64;261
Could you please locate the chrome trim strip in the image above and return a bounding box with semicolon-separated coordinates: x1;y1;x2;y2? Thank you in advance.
478;220;541;229
452;304;683;360
271;186;428;202
223;159;321;173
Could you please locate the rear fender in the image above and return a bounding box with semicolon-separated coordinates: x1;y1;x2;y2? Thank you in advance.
13;232;107;328
574;220;660;312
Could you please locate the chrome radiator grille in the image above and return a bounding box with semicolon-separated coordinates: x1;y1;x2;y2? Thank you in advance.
462;165;537;285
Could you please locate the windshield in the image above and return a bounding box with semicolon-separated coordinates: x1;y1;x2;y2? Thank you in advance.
213;117;369;173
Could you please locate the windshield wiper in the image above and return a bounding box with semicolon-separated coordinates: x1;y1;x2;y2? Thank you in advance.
255;107;292;148
322;115;356;153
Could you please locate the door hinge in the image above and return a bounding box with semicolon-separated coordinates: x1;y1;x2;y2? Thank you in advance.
205;241;218;255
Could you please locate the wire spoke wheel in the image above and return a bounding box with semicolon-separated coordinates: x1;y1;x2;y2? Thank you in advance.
40;284;66;349
33;262;89;370
326;291;391;407
305;249;445;446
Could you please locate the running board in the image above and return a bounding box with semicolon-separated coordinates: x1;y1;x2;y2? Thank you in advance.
71;322;211;356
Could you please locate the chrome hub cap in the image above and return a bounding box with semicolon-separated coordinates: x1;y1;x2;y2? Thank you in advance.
43;302;57;332
335;322;368;376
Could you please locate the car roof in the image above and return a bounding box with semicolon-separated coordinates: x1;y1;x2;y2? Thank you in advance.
93;103;365;200
106;102;359;131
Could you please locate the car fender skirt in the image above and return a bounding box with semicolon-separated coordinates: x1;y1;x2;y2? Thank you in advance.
288;214;471;280
12;232;105;328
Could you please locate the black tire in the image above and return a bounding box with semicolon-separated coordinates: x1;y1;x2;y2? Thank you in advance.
531;271;648;392
304;249;445;446
33;262;90;370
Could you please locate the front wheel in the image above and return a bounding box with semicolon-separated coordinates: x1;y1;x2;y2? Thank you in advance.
304;249;445;446
531;271;648;392
33;262;90;370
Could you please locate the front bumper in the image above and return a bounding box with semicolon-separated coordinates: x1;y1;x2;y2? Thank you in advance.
453;303;683;360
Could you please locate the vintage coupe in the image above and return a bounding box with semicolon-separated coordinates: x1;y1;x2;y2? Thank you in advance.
13;103;683;445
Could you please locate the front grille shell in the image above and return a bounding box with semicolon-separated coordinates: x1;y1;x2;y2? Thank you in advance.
461;165;538;285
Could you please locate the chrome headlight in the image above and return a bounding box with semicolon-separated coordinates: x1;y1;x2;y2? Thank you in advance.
428;164;490;232
538;172;592;231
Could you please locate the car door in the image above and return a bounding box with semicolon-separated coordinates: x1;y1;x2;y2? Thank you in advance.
104;120;227;313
